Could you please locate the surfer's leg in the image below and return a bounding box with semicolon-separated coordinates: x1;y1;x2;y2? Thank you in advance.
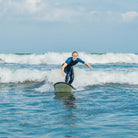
64;68;70;83
65;73;70;83
68;67;74;85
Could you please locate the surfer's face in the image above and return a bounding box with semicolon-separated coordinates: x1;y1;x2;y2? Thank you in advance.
72;53;78;61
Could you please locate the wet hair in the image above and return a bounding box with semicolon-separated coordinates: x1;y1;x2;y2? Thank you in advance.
72;51;78;56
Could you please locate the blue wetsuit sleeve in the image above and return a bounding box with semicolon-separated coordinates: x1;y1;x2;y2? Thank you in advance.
65;57;72;64
77;58;85;64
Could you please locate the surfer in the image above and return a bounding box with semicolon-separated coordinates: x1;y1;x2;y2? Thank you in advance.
62;51;93;85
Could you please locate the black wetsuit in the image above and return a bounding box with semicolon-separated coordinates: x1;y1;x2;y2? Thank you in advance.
63;57;85;85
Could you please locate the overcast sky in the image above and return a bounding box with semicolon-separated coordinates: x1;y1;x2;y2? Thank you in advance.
0;0;138;53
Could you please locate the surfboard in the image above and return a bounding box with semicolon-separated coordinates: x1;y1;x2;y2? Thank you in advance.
54;82;75;93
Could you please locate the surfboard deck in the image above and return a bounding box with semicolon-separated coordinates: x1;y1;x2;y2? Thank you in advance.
54;82;75;93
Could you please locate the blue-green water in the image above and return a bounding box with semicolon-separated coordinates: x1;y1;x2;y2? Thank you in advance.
0;53;138;137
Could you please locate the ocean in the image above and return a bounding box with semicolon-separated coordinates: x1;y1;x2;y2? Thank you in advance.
0;52;138;138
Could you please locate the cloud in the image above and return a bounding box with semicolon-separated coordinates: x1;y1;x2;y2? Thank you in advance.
121;11;138;22
0;0;138;24
88;11;138;24
0;0;48;16
0;0;81;22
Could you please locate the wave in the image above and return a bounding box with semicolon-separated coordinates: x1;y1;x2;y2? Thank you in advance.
0;68;47;83
0;67;138;87
0;52;138;65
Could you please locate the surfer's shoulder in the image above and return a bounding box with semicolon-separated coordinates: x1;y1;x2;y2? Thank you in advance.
77;58;85;64
65;57;72;64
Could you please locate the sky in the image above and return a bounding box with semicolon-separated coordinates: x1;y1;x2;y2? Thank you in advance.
0;0;138;53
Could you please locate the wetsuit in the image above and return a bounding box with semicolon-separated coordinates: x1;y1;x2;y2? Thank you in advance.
63;57;85;85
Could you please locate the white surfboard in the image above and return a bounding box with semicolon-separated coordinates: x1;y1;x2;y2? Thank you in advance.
54;82;75;93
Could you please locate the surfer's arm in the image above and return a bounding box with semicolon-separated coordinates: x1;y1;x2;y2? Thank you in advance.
84;63;93;70
62;62;67;76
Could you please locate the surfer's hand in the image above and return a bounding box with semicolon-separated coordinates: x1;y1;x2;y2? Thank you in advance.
62;72;65;76
90;67;93;70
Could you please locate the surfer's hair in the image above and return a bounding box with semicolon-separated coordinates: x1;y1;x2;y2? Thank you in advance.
72;51;78;56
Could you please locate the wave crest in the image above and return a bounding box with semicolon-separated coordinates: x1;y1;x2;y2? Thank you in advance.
0;68;138;86
0;52;138;65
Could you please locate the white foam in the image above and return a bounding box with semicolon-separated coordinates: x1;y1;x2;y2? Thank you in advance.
0;67;138;92
0;68;47;83
0;52;138;65
80;53;138;64
35;83;54;93
0;67;64;84
34;68;138;92
73;68;138;87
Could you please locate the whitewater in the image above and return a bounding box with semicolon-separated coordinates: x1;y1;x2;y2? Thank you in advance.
0;52;138;91
0;67;138;85
0;52;138;138
0;52;138;64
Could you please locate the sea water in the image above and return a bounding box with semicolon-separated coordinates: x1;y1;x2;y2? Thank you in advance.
0;52;138;138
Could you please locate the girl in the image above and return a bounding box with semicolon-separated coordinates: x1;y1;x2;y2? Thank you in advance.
62;51;93;85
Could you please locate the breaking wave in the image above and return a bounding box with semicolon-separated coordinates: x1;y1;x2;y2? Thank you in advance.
0;52;138;65
0;68;138;90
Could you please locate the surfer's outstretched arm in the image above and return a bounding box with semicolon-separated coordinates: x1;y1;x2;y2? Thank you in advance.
84;63;93;70
62;62;67;76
